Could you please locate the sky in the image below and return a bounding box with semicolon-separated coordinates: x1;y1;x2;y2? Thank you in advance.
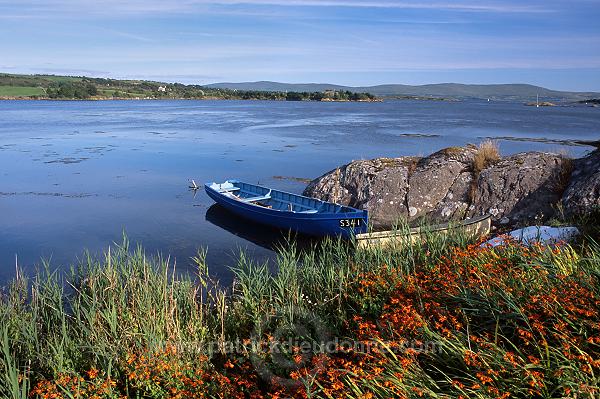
1;0;600;91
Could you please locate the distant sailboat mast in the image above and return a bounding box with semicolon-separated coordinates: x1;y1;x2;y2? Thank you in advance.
536;94;539;107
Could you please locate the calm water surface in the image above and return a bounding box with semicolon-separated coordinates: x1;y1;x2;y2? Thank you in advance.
1;99;599;283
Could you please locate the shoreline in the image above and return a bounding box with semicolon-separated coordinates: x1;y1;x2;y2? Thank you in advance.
3;96;597;105
0;96;384;102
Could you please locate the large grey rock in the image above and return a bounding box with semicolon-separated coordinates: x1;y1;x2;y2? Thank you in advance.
562;150;600;215
469;152;569;224
303;157;419;228
303;147;478;227
304;147;578;230
407;146;477;221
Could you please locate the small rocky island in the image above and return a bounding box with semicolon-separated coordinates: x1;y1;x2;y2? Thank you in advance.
304;144;600;229
525;101;556;106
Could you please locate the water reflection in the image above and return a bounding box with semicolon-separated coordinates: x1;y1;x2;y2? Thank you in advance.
205;204;319;252
1;99;598;283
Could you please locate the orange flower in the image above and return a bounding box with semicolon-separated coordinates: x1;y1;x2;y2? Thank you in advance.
224;360;235;369
86;368;99;379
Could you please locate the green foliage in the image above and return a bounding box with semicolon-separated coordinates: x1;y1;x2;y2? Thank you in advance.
0;86;45;97
0;227;480;396
286;92;304;101
46;81;98;99
2;226;597;397
0;73;377;101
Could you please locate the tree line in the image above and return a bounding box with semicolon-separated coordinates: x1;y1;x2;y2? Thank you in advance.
0;73;378;101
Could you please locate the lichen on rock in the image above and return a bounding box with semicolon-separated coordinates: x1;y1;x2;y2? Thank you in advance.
562;150;600;215
304;145;591;229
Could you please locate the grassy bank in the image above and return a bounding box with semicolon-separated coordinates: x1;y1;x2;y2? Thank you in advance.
0;86;46;97
0;73;378;101
1;228;599;398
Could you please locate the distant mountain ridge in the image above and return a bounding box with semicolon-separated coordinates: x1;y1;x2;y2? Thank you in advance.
205;81;600;101
2;72;598;102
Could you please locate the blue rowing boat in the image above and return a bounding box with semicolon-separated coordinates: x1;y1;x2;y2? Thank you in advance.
204;180;368;237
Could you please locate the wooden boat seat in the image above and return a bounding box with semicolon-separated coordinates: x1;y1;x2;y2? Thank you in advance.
243;194;271;203
218;187;240;193
242;190;272;203
297;209;318;214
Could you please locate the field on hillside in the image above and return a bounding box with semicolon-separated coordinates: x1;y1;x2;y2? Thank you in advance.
0;85;45;97
0;73;377;101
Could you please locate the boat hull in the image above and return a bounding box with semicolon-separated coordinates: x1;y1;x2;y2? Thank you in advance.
355;214;491;249
205;181;368;238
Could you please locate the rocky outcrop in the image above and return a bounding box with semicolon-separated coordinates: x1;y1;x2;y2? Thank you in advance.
407;146;477;221
468;152;568;225
304;146;590;228
303;157;419;228
562;150;600;215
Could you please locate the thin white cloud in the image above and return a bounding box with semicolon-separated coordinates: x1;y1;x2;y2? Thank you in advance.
201;0;551;13
0;13;50;19
133;73;223;82
0;0;553;15
97;28;155;43
26;67;112;76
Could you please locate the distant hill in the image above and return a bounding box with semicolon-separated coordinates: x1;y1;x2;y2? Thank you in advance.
0;73;376;101
2;73;599;102
206;81;600;101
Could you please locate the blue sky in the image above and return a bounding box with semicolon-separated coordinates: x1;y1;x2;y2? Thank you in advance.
1;0;599;90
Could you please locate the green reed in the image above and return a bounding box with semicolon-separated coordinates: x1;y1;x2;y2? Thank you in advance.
1;223;597;398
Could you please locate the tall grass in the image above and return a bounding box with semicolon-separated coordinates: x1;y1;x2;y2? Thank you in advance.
469;140;500;202
472;140;500;174
1;227;598;398
0;238;220;392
